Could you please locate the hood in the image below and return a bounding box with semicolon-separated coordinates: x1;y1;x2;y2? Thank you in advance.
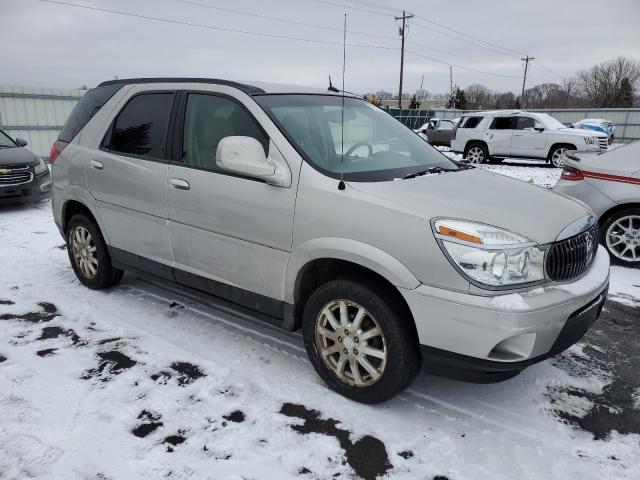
556;127;607;138
347;168;591;245
0;147;39;167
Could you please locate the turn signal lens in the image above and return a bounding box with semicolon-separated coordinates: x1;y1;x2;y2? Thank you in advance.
436;225;482;244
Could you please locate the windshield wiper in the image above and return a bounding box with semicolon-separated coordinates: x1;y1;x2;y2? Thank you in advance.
403;166;457;179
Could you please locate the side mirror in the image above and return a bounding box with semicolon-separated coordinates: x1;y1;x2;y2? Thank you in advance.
421;129;427;134
216;136;290;187
15;137;28;147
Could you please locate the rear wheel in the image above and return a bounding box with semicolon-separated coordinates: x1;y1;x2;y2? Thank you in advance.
302;278;421;403
464;143;489;164
600;208;640;267
67;214;124;289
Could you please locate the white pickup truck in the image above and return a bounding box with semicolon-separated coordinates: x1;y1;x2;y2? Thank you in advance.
450;110;608;167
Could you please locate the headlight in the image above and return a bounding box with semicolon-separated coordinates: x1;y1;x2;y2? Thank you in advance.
432;218;546;289
34;158;48;175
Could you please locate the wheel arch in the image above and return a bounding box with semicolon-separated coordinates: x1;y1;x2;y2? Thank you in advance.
547;142;577;159
286;239;420;330
598;202;640;226
464;139;488;155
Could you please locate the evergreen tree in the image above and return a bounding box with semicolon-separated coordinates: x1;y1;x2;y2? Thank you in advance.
616;78;634;107
409;94;421;109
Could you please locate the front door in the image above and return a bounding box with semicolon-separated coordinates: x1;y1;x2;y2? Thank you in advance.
87;89;175;268
510;116;548;158
167;90;297;308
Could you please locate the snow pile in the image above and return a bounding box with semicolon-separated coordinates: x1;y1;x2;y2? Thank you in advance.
488;293;529;311
1;204;639;479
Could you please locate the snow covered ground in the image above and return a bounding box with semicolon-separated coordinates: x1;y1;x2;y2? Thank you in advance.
1;163;639;480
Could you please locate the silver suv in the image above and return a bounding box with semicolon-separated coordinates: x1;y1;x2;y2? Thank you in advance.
51;78;610;403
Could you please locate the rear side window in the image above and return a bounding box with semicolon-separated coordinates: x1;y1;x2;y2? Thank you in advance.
104;92;174;160
490;117;515;129
58;85;122;142
460;116;483;128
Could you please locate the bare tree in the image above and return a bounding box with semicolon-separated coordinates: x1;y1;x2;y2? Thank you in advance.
577;56;640;107
465;84;492;110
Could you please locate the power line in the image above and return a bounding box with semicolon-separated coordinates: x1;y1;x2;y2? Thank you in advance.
39;0;527;81
176;0;521;73
312;0;393;18
172;0;394;41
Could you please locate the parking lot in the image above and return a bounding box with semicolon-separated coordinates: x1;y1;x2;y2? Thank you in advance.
1;161;638;480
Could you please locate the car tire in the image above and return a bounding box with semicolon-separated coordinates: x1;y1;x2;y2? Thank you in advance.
548;145;571;168
600;207;640;268
608;135;614;145
66;214;124;289
464;143;489;164
302;278;422;403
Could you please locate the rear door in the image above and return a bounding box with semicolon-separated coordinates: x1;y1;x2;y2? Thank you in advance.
486;116;514;156
166;88;297;307
510;116;547;158
87;87;176;271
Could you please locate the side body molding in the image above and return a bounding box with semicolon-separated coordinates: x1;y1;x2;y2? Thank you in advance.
284;237;421;303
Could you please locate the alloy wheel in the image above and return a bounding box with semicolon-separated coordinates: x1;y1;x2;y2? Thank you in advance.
466;146;485;164
551;148;567;167
606;215;640;263
71;226;99;279
315;299;387;387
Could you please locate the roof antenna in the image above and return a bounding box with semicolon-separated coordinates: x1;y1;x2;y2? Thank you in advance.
338;13;347;191
328;75;339;93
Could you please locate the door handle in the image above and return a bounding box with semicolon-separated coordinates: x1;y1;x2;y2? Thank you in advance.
90;160;104;170
169;178;190;190
513;133;523;137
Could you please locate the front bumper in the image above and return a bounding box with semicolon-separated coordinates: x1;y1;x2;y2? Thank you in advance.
0;171;51;205
400;246;610;382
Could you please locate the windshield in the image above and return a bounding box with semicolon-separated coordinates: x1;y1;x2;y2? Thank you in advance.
536;113;566;130
255;94;461;181
0;131;17;148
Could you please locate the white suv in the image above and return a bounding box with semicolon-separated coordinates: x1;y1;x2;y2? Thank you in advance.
450;110;608;167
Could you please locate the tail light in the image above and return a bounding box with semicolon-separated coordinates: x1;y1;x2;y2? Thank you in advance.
452;122;460;140
50;140;68;163
561;166;584;181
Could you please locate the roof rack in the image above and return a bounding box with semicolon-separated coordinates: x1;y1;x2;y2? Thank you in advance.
96;77;265;95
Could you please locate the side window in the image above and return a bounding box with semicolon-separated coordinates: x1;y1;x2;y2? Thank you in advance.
460;116;483;128
105;92;174;159
182;93;269;171
59;84;122;142
438;120;454;130
490;117;515;130
515;117;539;130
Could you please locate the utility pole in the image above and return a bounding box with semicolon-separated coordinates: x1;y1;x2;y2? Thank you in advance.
419;74;424;99
520;56;534;107
395;10;413;108
449;66;454;108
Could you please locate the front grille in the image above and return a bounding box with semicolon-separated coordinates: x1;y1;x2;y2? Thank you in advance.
546;224;599;282
0;166;32;186
598;138;608;150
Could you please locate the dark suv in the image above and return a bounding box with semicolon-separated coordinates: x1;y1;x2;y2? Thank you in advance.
0;130;51;205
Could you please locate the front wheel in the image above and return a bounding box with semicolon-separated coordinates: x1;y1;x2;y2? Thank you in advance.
302;279;421;403
600;208;640;267
549;146;569;168
67;214;124;289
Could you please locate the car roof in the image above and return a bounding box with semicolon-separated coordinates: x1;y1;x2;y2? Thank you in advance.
97;77;356;97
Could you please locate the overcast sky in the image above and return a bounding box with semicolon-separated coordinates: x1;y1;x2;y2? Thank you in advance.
2;0;639;95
